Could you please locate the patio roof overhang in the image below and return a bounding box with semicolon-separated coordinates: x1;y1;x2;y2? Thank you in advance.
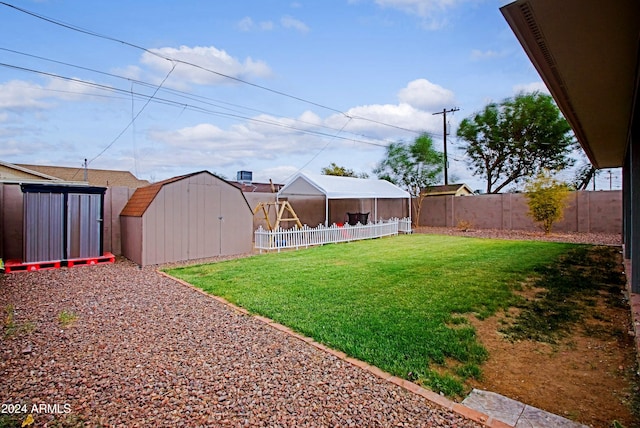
500;0;640;169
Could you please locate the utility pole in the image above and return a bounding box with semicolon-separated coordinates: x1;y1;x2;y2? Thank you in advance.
432;107;459;185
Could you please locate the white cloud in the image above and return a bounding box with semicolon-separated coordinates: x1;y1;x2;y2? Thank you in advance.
237;16;306;33
470;49;503;61
237;17;254;31
141;45;272;88
0;78;105;111
46;78;107;101
366;0;467;29
145;78;456;173
253;165;300;183
147;110;330;166
328;103;441;140
513;81;550;95
280;16;310;33
237;17;275;31
317;79;456;141
0;80;50;110
0;138;57;157
112;65;143;80
397;79;455;110
0;140;28;156
374;0;461;17
260;21;275;30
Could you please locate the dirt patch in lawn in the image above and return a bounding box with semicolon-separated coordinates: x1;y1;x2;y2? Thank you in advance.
468;315;638;427
416;228;639;426
466;246;640;428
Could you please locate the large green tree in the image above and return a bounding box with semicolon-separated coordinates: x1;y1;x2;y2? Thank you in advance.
456;92;577;193
572;163;597;190
374;133;443;225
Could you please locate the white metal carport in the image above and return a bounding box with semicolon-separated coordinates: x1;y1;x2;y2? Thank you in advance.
277;173;411;226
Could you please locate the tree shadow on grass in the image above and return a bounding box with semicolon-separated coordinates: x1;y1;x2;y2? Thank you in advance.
499;245;627;344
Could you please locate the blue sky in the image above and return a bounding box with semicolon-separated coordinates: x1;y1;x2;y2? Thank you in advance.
0;0;621;190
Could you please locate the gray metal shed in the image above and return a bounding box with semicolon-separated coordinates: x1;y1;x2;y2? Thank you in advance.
120;171;253;266
20;183;106;263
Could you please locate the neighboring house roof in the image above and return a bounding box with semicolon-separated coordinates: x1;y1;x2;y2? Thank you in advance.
120;171;250;217
16;164;149;188
278;172;410;200
230;181;283;193
422;183;474;196
0;160;85;184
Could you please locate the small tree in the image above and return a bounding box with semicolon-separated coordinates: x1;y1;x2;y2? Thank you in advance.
524;171;571;234
321;162;369;178
374;133;443;226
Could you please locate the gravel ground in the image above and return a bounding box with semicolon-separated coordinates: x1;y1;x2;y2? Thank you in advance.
0;259;481;427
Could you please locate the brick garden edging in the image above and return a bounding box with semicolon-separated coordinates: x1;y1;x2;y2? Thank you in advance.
160;271;513;428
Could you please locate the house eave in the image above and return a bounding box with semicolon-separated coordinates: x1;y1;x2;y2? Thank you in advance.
501;0;640;169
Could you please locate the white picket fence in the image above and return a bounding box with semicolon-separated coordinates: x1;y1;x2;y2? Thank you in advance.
397;217;412;234
254;217;412;252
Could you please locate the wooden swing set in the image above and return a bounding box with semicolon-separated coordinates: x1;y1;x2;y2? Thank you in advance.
253;200;303;231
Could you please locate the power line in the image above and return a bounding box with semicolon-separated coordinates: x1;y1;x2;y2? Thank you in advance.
290;116;354;181
0;3;339;113
87;62;177;166
0;62;393;150
0;47;411;145
0;2;434;137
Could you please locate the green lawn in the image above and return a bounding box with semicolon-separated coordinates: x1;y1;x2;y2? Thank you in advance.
166;234;576;397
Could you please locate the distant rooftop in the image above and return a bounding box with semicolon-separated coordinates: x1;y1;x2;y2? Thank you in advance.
16;164;150;188
423;183;474;196
229;181;283;193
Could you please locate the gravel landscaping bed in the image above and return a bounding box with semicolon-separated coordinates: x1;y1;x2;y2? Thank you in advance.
1;259;481;427
414;226;622;246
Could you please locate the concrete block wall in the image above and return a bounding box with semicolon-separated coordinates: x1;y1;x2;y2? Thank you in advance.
417;190;622;234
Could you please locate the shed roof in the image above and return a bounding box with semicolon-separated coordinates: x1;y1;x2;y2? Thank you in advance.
120;171;250;217
278;172;410;200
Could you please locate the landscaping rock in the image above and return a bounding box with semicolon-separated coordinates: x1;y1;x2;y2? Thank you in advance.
0;260;481;427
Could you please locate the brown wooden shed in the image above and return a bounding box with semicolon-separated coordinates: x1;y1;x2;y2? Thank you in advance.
120;171;253;266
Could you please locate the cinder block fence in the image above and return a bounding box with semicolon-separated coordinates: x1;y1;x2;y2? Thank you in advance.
417;190;621;234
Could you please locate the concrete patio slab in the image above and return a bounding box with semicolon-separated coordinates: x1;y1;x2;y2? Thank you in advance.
462;389;588;428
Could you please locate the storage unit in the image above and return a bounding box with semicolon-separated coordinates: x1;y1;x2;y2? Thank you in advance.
120;171;253;266
21;184;106;263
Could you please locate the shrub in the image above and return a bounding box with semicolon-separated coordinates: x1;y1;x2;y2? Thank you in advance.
456;219;473;232
524;171;571;234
